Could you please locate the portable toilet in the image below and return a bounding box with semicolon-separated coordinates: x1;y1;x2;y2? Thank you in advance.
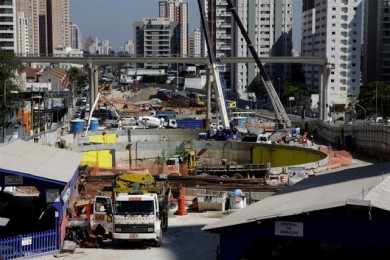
89;118;99;132
70;119;85;134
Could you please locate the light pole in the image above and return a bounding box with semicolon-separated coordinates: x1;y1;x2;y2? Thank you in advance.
376;81;378;118
176;61;179;90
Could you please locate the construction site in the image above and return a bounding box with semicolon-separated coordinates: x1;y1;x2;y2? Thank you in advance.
1;1;380;260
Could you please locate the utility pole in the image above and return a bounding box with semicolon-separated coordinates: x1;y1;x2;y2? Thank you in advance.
176;56;179;90
127;143;132;169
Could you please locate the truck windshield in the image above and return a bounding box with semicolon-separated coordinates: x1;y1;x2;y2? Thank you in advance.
115;201;154;215
166;159;177;165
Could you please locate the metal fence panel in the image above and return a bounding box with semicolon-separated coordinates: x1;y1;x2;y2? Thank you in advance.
0;229;58;259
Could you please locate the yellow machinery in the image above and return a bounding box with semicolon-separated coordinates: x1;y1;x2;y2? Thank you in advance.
183;149;197;175
113;172;159;194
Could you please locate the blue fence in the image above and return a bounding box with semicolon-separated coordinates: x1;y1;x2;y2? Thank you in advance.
0;229;58;259
177;119;205;129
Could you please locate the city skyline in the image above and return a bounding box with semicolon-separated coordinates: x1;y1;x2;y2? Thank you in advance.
71;0;302;50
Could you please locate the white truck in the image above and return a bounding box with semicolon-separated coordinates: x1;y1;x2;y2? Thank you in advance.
92;173;168;247
112;192;162;246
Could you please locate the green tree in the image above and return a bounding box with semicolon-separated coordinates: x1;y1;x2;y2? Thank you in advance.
0;50;22;132
68;67;88;95
359;81;390;117
282;81;309;105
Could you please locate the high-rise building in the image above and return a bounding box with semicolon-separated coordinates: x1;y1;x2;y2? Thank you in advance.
15;11;29;55
159;0;188;57
363;0;390;84
200;0;234;97
15;0;40;55
233;0;293;101
38;0;48;55
50;0;71;50
71;23;81;49
88;37;99;55
200;0;292;100
302;0;363;121
34;0;71;56
134;17;178;68
124;40;135;56
0;0;16;53
101;40;111;55
87;37;111;55
189;27;201;57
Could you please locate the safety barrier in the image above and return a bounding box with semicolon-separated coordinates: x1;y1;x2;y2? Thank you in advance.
0;229;58;259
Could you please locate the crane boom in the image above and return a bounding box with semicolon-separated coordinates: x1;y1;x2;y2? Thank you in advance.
225;0;291;128
197;0;230;130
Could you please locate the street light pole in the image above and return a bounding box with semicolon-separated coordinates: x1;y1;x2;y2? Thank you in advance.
176;56;179;90
376;82;378;118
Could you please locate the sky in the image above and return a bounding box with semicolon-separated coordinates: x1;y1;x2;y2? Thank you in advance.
71;0;302;50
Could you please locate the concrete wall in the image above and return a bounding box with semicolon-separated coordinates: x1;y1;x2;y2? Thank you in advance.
306;121;390;159
195;141;327;168
128;129;201;143
252;144;325;168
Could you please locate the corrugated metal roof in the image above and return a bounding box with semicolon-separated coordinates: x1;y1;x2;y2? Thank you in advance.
0;140;81;184
204;163;390;231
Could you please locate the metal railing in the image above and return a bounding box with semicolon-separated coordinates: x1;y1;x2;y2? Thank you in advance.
0;229;58;259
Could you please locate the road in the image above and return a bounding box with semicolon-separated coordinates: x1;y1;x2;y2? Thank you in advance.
39;213;220;260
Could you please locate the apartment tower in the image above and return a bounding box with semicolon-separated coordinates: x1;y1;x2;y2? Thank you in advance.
302;0;363;121
159;0;188;57
363;0;390;84
0;0;16;53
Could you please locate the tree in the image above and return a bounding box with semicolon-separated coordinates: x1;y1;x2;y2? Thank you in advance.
359;81;390;117
0;50;22;132
282;81;309;105
68;67;88;95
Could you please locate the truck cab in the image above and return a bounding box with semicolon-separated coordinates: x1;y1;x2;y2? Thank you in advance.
92;173;168;247
163;157;181;176
113;193;162;246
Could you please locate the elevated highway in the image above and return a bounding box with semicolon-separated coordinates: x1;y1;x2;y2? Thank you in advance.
15;56;327;66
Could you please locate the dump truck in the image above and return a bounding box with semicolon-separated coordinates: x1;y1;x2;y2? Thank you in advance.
92;173;169;246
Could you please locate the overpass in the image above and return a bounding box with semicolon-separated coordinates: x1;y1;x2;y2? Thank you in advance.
15;56;327;66
15;55;332;122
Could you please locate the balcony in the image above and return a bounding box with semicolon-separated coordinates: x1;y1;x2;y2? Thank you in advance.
216;22;232;28
216;0;227;6
216;11;230;17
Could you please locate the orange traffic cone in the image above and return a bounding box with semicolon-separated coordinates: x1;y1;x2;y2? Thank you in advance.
175;187;188;216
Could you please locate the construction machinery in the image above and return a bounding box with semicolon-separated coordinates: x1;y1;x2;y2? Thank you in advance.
196;0;291;129
163;156;181;176
197;0;230;134
92;172;169;247
183;148;197;175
